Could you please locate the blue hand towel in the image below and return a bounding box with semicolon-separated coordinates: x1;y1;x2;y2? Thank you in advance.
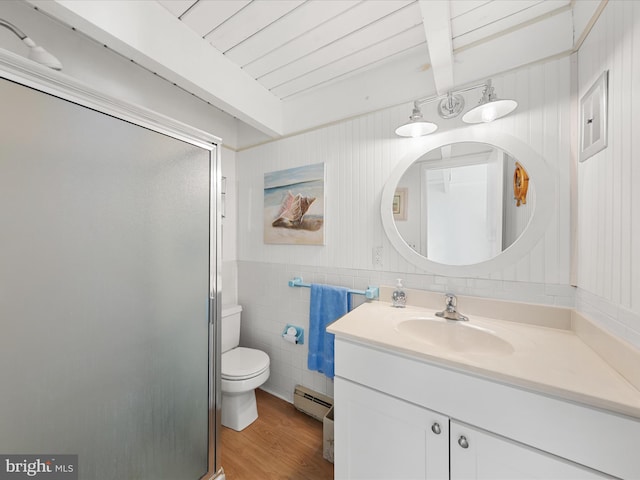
307;283;351;379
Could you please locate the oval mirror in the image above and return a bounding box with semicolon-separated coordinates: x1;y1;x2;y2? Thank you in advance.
381;127;553;277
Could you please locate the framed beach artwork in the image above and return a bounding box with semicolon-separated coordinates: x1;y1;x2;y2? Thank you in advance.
264;163;325;245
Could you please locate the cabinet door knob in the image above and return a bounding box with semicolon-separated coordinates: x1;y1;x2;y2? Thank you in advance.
458;436;469;449
431;423;441;435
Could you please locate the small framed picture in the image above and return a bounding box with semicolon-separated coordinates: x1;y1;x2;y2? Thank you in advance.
579;70;608;162
393;188;407;221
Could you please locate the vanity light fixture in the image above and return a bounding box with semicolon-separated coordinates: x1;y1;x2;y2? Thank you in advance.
462;79;517;124
438;92;465;119
395;79;517;137
394;104;438;137
0;19;63;71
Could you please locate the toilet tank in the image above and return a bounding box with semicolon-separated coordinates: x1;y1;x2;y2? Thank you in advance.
221;304;242;353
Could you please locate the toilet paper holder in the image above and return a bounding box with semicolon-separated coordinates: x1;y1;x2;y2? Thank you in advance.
282;324;304;345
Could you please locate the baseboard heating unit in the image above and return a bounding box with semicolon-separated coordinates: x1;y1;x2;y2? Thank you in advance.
293;385;333;421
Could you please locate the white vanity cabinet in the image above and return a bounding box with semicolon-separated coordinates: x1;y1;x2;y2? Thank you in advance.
334;338;637;479
335;378;610;480
335;378;449;479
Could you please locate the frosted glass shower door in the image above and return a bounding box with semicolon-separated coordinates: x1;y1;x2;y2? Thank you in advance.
0;77;215;479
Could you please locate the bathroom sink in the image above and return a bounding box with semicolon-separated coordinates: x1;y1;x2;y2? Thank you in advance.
395;317;514;355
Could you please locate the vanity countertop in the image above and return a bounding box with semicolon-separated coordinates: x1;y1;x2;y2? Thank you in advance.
327;301;640;419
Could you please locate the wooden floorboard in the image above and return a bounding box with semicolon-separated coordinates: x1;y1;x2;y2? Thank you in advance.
220;389;334;480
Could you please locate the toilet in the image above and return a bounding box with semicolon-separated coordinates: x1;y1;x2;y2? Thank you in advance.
221;304;270;431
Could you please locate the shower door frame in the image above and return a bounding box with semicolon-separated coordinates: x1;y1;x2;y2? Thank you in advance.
0;48;224;480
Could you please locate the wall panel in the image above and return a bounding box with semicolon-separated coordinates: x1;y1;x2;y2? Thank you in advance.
576;1;640;347
238;59;571;285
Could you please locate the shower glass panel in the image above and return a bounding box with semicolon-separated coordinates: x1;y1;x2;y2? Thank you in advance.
0;78;212;479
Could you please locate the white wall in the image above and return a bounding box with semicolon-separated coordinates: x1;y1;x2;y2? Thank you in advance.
575;1;640;348
238;59;572;283
236;57;574;402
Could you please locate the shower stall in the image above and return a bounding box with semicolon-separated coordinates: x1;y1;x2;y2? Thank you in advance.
0;49;223;479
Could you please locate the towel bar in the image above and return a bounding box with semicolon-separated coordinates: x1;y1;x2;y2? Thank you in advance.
288;277;379;300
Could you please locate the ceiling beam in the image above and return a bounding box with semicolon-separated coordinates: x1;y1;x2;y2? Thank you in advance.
419;0;454;95
28;0;284;137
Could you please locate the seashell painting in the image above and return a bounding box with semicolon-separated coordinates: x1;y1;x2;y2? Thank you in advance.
264;163;325;245
272;191;316;228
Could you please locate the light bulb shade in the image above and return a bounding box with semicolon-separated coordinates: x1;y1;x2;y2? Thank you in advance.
395;120;438;137
462;98;517;124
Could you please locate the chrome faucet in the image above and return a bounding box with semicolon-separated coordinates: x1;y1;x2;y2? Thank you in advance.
435;293;468;321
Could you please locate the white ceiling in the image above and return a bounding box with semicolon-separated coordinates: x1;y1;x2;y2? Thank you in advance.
159;0;425;100
29;0;604;147
157;0;573;101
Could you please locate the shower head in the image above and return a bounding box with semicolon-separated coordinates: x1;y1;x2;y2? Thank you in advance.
0;18;63;71
22;37;63;71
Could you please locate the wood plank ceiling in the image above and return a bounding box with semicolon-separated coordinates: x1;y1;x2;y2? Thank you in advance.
158;0;572;101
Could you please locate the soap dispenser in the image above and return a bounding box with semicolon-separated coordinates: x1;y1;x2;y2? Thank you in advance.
392;279;406;308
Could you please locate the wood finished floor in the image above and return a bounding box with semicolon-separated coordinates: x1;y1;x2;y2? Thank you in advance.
220;389;334;480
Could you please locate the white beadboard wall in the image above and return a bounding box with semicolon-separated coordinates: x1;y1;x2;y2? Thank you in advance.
236;58;574;402
238;59;571;283
576;1;640;348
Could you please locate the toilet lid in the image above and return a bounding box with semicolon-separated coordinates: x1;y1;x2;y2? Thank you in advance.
222;347;270;380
